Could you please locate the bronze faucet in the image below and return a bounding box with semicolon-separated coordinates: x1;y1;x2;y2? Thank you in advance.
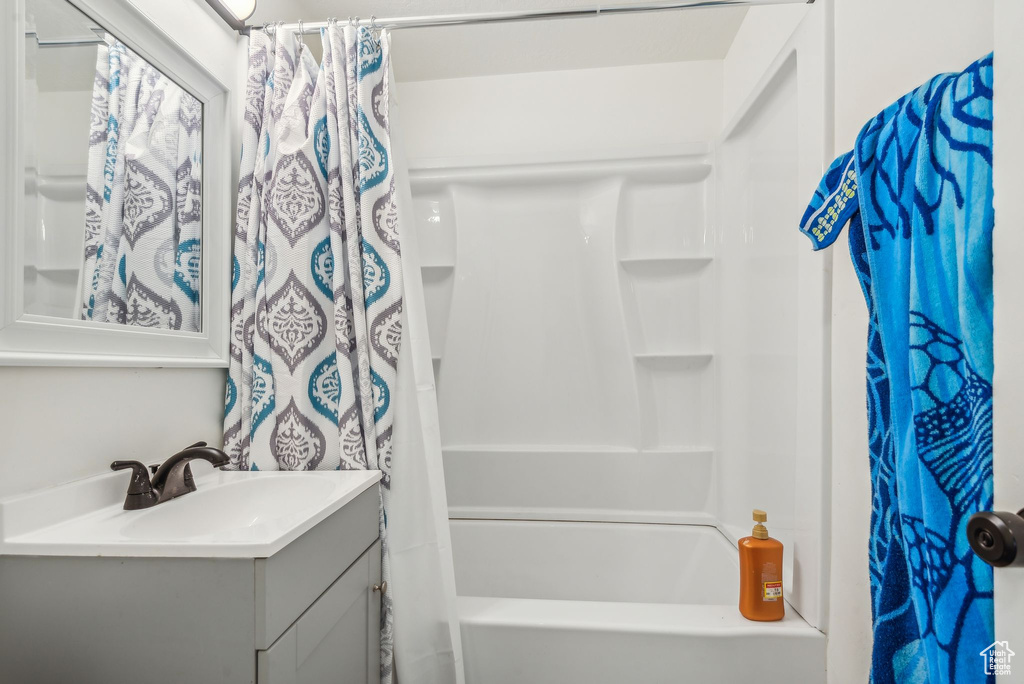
111;441;230;510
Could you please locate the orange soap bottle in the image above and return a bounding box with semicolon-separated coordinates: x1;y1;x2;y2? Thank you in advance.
738;509;785;621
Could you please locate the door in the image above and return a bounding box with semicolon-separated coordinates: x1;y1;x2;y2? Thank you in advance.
989;1;1024;680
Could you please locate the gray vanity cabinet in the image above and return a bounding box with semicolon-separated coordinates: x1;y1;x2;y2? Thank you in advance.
0;484;382;684
258;540;382;684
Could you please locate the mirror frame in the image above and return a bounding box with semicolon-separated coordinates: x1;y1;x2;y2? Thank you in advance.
0;0;231;366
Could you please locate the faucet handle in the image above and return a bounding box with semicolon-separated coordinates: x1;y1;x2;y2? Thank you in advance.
110;460;158;510
111;461;151;493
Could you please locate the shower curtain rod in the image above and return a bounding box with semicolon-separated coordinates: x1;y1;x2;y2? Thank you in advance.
243;0;813;35
24;31;105;47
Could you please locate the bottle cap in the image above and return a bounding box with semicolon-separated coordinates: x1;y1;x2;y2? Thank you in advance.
752;509;768;539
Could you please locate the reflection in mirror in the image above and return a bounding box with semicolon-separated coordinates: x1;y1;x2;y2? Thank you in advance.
24;0;203;331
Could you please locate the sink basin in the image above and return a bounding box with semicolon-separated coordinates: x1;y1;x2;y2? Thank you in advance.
122;476;336;541
0;469;381;558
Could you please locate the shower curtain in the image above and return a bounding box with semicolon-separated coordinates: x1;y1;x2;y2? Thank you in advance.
79;37;203;331
225;25;463;684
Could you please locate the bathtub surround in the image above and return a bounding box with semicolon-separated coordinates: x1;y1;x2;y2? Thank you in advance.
801;54;995;684
225;23;462;684
449;520;824;683
79;37;203;331
395;4;830;680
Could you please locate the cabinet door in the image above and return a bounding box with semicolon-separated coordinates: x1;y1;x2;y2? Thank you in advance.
367;538;382;684
259;541;382;684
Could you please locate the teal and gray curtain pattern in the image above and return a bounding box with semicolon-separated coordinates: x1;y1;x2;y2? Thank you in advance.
224;25;402;681
79;37;203;331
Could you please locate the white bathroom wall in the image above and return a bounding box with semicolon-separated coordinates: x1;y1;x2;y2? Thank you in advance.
396;59;724;524
720;4;808;125
394;59;723;161
0;0;240;500
826;0;994;681
713;1;831;631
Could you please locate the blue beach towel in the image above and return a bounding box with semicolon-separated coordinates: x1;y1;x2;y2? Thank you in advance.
801;54;994;683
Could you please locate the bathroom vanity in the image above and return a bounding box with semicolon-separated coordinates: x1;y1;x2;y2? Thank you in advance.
0;469;383;684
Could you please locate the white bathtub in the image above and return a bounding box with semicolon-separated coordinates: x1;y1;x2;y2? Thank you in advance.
451;520;825;684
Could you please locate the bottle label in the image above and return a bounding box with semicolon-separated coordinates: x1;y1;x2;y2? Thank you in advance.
763;581;783;601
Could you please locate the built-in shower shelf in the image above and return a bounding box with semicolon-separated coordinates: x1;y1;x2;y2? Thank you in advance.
618;255;712;269
441;445;715;524
640;446;715;455
411;153;711;187
440;445;714;458
633;352;712;365
24;265;80;276
443;445;669;455
36;173;88;201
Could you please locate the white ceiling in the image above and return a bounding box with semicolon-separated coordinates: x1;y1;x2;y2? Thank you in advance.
249;0;748;81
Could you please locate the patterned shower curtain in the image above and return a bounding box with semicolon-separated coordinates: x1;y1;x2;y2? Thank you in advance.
79;37;203;331
224;24;402;681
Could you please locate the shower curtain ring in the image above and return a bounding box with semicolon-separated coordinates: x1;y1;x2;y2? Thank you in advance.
374;16;384;47
297;20;303;37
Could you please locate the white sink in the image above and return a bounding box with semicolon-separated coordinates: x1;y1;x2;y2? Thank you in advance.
0;468;380;558
122;475;337;541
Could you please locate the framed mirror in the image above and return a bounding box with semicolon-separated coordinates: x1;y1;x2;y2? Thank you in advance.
0;0;230;366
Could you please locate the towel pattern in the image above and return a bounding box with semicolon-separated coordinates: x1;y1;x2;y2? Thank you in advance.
802;54;994;684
